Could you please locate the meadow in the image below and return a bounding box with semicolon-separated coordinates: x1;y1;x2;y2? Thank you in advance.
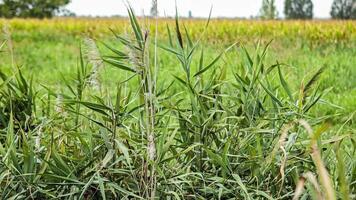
0;13;355;199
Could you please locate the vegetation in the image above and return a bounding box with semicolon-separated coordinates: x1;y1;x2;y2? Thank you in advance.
284;0;314;19
260;0;278;19
330;0;356;19
150;0;158;17
0;8;355;199
1;18;355;45
0;0;71;18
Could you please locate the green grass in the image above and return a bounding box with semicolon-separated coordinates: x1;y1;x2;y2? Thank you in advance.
1;28;355;122
0;12;355;199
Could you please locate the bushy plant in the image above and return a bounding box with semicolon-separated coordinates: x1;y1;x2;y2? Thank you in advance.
0;7;354;200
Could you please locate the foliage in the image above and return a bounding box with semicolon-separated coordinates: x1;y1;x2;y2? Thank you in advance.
150;0;158;17
260;0;278;19
330;0;356;19
284;0;314;19
0;0;70;18
1;19;355;45
0;8;354;199
0;69;35;130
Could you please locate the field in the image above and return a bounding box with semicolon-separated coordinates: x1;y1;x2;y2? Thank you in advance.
0;14;355;199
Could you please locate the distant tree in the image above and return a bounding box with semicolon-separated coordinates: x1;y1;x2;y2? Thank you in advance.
58;8;76;17
188;10;193;18
330;0;356;19
284;0;313;19
260;0;278;19
0;0;70;18
150;0;158;17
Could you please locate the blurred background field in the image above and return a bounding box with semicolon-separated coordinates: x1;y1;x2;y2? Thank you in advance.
1;19;355;123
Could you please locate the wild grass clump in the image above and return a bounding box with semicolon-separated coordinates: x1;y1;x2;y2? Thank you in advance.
0;7;354;200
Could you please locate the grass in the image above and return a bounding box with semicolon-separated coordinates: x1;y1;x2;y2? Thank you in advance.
0;9;355;199
1;25;355;124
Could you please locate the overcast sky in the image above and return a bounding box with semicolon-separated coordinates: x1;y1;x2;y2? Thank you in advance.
66;0;334;18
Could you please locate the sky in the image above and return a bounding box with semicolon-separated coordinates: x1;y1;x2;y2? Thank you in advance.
66;0;334;18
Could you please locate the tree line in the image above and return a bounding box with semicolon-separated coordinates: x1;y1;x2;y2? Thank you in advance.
0;0;72;18
0;0;355;19
260;0;356;19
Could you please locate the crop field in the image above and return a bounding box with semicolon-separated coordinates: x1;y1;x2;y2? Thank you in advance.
0;13;355;199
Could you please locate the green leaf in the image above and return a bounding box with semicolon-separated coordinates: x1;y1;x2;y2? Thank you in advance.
161;143;201;163
115;139;131;165
242;46;253;70
102;42;128;59
166;24;173;47
194;52;222;77
205;148;229;174
259;80;283;107
75;101;111;116
0;41;5;51
51;148;75;178
79;173;96;199
232;174;252;200
277;64;293;101
183;24;193;47
335;141;350;200
115;83;122;113
97;174;107;200
103;58;136;73
175;6;184;49
101;149;115;169
194;43;236;77
172;75;187;86
252;190;274;200
127;7;143;48
160;128;178;161
199;49;204;71
107;182;144;199
159;45;182;56
205;6;213;29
